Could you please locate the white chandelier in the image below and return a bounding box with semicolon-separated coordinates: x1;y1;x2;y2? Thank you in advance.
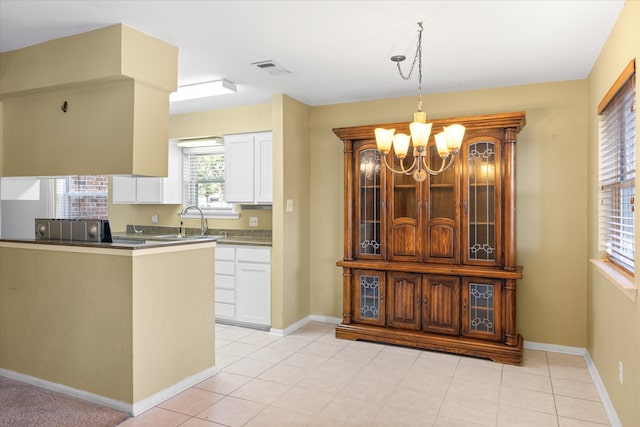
375;22;466;182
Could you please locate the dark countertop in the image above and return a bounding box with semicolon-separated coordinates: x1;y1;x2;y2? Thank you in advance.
115;227;272;247
0;236;216;250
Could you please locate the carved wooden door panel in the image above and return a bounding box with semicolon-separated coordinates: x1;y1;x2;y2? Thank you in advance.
386;271;421;330
422;275;460;336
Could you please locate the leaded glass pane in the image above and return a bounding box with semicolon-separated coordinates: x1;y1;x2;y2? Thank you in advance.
468;283;495;333
359;149;381;255
360;275;380;319
468;141;496;261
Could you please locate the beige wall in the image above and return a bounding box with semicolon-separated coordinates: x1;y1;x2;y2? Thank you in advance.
310;81;589;347
272;95;311;329
587;2;640;426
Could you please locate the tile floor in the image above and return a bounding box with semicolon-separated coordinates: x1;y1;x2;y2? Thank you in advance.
118;321;611;427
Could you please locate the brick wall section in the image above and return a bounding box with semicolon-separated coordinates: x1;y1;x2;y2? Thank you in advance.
59;175;108;219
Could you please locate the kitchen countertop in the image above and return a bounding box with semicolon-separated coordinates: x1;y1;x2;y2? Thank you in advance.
115;226;272;247
0;236;216;250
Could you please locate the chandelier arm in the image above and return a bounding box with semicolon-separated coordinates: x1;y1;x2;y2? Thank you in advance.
382;153;417;176
421;154;456;176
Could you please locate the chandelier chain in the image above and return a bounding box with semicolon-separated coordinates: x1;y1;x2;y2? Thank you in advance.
395;22;423;111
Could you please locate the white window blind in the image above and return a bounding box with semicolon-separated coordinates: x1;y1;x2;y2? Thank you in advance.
599;64;636;273
182;146;233;212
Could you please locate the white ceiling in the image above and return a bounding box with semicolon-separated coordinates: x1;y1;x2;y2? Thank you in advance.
0;0;625;115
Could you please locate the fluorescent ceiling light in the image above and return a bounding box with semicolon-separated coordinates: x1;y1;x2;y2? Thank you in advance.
176;137;224;148
170;79;236;102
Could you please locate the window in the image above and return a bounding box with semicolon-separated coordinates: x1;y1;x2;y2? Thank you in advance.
599;60;636;274
55;176;108;219
182;145;237;217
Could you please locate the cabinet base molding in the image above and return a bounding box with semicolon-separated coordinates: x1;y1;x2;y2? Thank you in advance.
335;323;523;366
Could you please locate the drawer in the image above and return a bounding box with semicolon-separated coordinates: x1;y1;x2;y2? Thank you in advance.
216;289;235;304
237;247;271;263
215;260;235;275
215;302;235;318
215;274;235;289
215;246;235;261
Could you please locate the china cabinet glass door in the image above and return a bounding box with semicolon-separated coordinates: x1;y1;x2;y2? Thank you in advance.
356;145;383;259
388;149;421;261
463;139;501;266
462;277;503;341
353;270;385;326
425;144;458;263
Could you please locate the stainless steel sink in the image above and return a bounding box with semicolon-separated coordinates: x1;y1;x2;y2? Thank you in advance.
149;234;216;241
111;238;147;245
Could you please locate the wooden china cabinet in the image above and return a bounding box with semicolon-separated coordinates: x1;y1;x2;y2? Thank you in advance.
333;111;526;365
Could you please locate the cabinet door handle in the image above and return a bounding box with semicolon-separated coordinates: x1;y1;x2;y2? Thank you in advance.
423;295;428;307
463;200;468;213
416;295;420;306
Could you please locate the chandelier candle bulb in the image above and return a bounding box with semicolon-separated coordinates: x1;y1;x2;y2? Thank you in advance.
444;124;466;152
374;128;395;154
409;121;432;149
435;133;450;158
392;134;411;159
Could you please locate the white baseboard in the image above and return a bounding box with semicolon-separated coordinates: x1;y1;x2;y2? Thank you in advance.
310;314;341;324
131;365;219;416
523;341;621;427
269;316;312;336
0;365;219;417
269;315;341;337
0;368;131;414
584;351;623;427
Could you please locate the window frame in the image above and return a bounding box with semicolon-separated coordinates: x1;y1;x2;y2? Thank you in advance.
598;59;636;275
181;145;239;219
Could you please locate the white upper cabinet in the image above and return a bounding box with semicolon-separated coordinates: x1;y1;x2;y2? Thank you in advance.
112;140;182;204
225;131;272;204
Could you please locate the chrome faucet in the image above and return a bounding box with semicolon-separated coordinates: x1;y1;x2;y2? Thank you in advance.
180;205;208;235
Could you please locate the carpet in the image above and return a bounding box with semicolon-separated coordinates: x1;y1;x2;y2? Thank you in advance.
0;376;129;427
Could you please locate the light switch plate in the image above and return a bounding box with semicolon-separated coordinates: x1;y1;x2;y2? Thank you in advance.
286;199;294;212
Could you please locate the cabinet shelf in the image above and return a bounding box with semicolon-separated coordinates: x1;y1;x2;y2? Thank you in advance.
468;183;496;187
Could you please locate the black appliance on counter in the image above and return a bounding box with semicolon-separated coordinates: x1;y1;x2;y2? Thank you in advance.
35;218;112;243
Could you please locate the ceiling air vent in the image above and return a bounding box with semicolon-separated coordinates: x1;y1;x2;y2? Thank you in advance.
252;60;292;76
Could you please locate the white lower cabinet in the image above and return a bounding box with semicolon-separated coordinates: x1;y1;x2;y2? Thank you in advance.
215;245;271;327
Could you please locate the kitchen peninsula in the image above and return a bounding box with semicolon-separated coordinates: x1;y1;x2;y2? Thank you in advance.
0;237;215;415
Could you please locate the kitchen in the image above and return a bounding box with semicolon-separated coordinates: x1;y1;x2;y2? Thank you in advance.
0;23;284;415
1;1;639;425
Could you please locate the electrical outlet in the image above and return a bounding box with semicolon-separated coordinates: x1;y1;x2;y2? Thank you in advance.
249;216;258;227
619;361;624;384
151;214;159;224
